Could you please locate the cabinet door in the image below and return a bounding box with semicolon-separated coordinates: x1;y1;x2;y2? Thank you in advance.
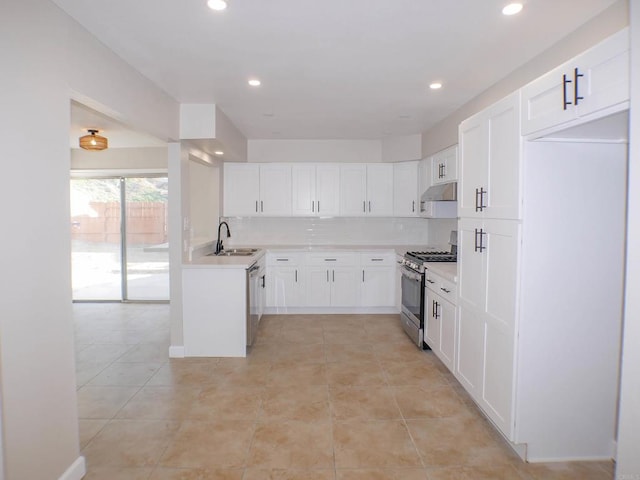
425;291;440;351
260;164;292;216
575;28;629;120
481;219;519;437
456;303;484;398
340;164;367;216
521;62;578;136
223;164;260;216
306;267;331;306
459;92;521;220
367;164;394;216
485;92;522;220
361;267;395;307
291;165;316;216
393;161;419;217
315;165;341;216
331;267;360;307
431;145;458;185
439;299;456;371
267;267;304;308
457;218;486;311
458;114;488;218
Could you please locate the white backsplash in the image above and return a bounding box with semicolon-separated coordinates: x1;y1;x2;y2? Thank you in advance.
428;218;458;248
223;217;432;246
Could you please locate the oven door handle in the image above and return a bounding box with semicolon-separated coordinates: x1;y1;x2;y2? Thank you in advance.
401;266;423;282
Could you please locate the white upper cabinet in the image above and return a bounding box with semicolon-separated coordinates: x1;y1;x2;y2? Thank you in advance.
459;91;522;220
418;156;432;195
431;145;458;184
521;28;629;137
223;164;261;217
224;163;292;216
340;164;393;216
259;164;292;216
393;161;419;217
292;164;341;217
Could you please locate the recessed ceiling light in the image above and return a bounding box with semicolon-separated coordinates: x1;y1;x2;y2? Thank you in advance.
207;0;227;11
429;82;443;90
502;3;523;15
214;150;224;156
248;79;261;87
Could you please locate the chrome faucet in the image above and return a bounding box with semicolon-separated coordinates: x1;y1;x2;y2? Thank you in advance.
215;221;231;254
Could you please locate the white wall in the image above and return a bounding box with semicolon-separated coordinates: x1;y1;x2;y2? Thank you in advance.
189;159;220;244
248;139;382;163
381;134;422;162
421;1;629;156
0;1;179;478
71;146;168;170
616;0;640;476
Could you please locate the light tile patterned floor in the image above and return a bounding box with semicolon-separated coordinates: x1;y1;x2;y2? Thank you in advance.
74;304;614;480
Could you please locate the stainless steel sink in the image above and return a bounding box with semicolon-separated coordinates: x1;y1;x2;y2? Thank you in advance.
206;248;259;257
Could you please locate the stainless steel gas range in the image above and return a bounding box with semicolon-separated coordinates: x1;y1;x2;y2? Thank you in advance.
400;232;457;348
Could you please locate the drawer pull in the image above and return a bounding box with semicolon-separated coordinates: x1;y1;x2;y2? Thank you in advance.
426;279;435;284
324;258;337;262
371;258;384;262
440;287;451;293
276;258;289;262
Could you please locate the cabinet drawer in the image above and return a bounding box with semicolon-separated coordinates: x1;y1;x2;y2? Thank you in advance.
425;271;457;304
266;252;305;266
307;252;356;265
359;252;395;266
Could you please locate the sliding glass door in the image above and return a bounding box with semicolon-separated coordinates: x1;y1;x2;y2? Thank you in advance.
70;176;169;301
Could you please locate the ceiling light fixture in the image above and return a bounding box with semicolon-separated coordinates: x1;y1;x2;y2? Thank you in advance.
79;129;108;151
207;0;227;11
214;150;224;156
429;82;443;90
502;3;523;15
248;79;261;87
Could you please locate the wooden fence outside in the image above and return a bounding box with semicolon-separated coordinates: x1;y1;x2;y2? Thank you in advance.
71;201;167;245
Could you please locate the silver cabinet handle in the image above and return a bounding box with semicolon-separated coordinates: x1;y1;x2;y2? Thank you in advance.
362;270;365;282
324;258;337;262
317;201;320;212
255;200;258;212
426;278;435;284
412;200;415;212
312;200;315;213
295;269;298;282
363;201;366;213
371;258;383;262
441;287;451;293
332;270;335;282
368;201;371;212
260;200;264;212
276;258;289;262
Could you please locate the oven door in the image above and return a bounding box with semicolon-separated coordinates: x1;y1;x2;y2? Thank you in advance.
400;265;424;327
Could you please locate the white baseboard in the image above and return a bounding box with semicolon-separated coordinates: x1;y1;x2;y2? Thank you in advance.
263;306;399;315
169;345;185;358
58;456;85;480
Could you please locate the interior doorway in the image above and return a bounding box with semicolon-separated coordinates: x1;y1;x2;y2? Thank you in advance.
70;175;169;301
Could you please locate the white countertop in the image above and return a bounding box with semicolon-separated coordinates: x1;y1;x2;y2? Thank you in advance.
184;244;430;268
424;262;458;283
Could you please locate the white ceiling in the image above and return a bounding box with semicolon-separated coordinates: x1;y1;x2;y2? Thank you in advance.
56;0;620;141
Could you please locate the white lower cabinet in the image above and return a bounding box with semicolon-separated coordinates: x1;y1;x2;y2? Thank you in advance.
265;253;305;308
306;253;359;307
265;250;396;311
424;270;457;372
360;253;397;307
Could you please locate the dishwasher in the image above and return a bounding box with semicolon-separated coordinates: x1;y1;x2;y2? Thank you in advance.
246;262;260;346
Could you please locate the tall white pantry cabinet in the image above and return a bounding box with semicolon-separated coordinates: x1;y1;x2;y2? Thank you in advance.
456;28;628;462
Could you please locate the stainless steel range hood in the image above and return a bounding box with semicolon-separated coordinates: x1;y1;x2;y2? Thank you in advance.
422;182;457;201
